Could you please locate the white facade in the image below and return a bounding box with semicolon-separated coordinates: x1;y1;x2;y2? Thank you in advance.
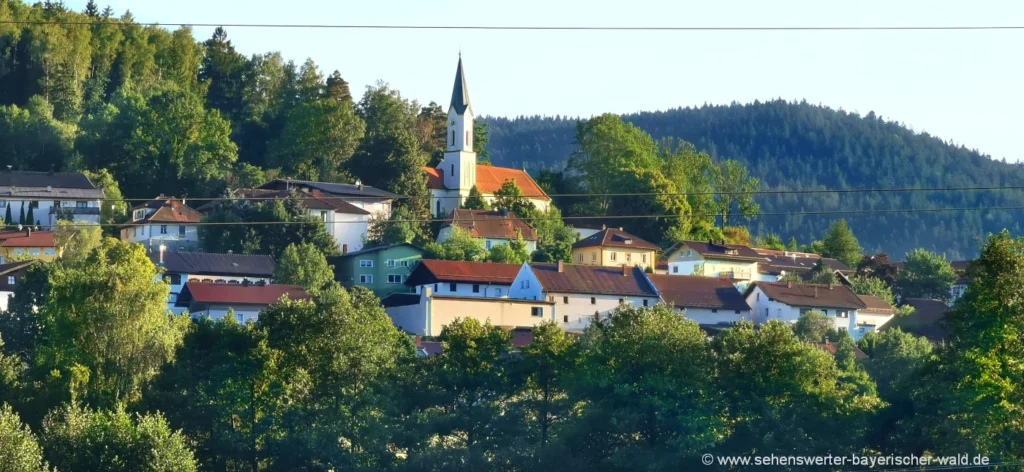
386;288;553;336
678;307;754;326
124;223;199;251
412;279;512;299
0;198;101;229
190;305;264;324
0;291;11;312
436;226;539;254
744;286;861;338
308;207;376;254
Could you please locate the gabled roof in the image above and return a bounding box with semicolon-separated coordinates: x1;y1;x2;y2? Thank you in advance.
150;252;276;278
648;274;750;311
331;243;423;258
449;55;471;115
424;165;551;202
129;196;202;224
819;341;869;360
0;231;55;248
260;179;398;199
529;262;658;297
0;260;39;276
443;209;538;241
668;240;762;262
196;188;370;215
0;170;97;189
744;281;867;310
405;259;522;286
821;258;853;273
857;295;895;315
572;228;659;251
887;298;949;342
177;283;307;306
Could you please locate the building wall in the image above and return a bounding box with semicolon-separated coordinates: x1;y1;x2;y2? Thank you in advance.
0;291;11;312
385;291;553;336
0;246;58;263
0;198;102;229
572;246;654;269
508;264;544;301
158;274;274;313
335;246;423;297
744;286;859;335
413;281;512;299
548;293;659;331
122;224;200;251
666;251;758;281
857;312;895;331
188;304;265;324
679;307;754;325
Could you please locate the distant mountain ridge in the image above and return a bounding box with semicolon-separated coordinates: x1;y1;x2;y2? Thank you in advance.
482;100;1024;259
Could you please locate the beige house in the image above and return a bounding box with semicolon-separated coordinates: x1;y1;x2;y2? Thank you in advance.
571;228;658;271
664;240;762;283
382;287;554;336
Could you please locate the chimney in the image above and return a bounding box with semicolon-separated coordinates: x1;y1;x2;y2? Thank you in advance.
814;287;818;298
622;264;629;277
500;208;509;218
414;335;421;347
787;281;792;289
159;244;166;264
828;283;834;290
356;179;364;191
557;260;564;273
25;227;31;237
618;227;623;231
601;224;606;230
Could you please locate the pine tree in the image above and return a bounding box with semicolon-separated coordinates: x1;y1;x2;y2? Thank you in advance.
18;203;25;225
462;186;489;210
25;204;34;228
85;0;99;17
787;237;799;251
325;70;352;104
3;205;11;226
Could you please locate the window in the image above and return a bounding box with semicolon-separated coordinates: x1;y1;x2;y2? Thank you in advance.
0;256;5;264
735;310;741;314
687;250;693;257
433;284;439;292
591;253;597;262
450;164;454;176
643;299;649;307
531;307;543;318
320;211;328;222
0;201;5;207
167;274;182;285
486;240;492;250
386;259;396;267
609;252;617;262
493;288;502;297
401;260;410;267
7;276;14;285
29;248;41;256
472;284;480;293
359;260;373;268
450;130;455;146
642;254;647;263
837;310;849;318
436;200;441;216
450;283;457;292
342;244;348;254
757;293;761;301
160;225;167;234
577;253;583;263
388;274;403;284
711;309;718;313
179;225;186;235
590;297;596;305
237;313;244;323
466;131;470;146
799;308;810;315
133;209;144;220
563;315;569;323
12;249;25;256
563;296;569;304
359;275;374;284
672;266;679;274
765;308;769;318
76;201;87;208
520;280;530;289
44;248;55;256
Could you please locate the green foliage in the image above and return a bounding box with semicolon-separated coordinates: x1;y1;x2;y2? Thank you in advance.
895;248;958;302
485;231;531;265
492;178;536;218
53;219;102;263
756;233;786;250
461;185;489;210
820;219;863;267
42;405;197;471
230;162;267;188
366;205;425;247
0;404;47;472
268;98;365;181
423;226;486;262
199;194;339;258
722;225;751;246
274;243;335;294
792;310;837;343
531;206;577;264
715;159;760;225
82;169;126;232
0;99;77;174
474;121;491;164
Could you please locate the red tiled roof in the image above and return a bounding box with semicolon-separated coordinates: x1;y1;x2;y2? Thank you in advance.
422;164;550;201
0;231;55;248
444;209;538;241
572;228;659;251
857;295;895;315
130;197;202;224
405;259;522;286
530;262;658;297
647;274;751;311
180;283;308;305
819;341;869;360
668;240;762;262
745;281;867;310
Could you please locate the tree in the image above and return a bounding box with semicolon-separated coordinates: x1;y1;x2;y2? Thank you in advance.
416;101;447;167
757;233;786;250
787;236;799;251
35;239;190;408
365;205;426;247
82;169;126;233
268;98;365;181
474;121;491;164
53;220;102;263
274;243;335;294
423;226;486;262
485;231;530;265
792;310;838;343
714;159;760;225
531;206;577;264
4;204;11;226
492;179;537;219
722;226;751;246
461;185;489;210
42;405;197;471
850;275;914;317
820;219;863;266
856;253;899;288
200;27;246;122
199;194;339;258
325;70;352;104
895;249;958;302
0;404;47;472
518;322;576;456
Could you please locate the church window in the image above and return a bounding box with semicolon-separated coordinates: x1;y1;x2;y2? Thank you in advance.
436;200;441;216
450;164;454;177
466;131;470;147
451;130;455;146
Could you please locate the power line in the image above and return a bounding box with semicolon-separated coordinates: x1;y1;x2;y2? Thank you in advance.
1;21;1022;31
45;204;1024;228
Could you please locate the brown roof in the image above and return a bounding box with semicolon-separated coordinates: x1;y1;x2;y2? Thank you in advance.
423;164;551;201
529;262;658;297
0;231;55;248
443;209;538;241
857;295;895;315
822;258;853;274
196;188;370;215
647;274;750;311
0;260;38;275
669;240;762;262
405;259;522;286
745;282;867;310
819;341;869;360
177;283;308;306
888;298;949;342
130;196;202;224
572;228;659;251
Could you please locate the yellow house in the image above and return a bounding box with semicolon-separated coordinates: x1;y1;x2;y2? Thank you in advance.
571;228;658;270
664;240;762;282
0;229;58;263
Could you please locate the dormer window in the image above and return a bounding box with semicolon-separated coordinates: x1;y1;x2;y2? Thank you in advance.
133;209;144;221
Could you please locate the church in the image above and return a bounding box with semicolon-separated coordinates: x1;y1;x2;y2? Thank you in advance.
424;57;551;217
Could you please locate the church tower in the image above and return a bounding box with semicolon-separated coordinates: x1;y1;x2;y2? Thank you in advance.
440;55;477;193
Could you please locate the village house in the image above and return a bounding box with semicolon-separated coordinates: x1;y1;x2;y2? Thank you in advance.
509;261;661;331
175;283;308;324
664;240;762;284
404;259;521;299
437;209;539;252
885;298;949;344
149;250;276;314
744;281;869;339
754;249;853;283
424;57;550;217
328;243;424;298
647;274;753;326
0;229;57;263
0;259;38;312
571;227;658;271
856;294;896;333
893;259;972;305
120;196;201;252
383;288;553;337
0;170;104;229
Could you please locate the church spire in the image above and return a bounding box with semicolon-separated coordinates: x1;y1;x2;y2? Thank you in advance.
450;55;471;115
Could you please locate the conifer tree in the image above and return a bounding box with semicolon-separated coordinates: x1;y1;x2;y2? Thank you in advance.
462;185;489;210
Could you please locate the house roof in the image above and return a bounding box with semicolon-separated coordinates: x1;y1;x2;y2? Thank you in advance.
819;341;869;360
381;292;421;308
572;228;659;251
196;188;370;215
332;243;423;258
177;283;307;306
0;170;97;189
129;196;202;224
668;240;763;262
0;260;38;276
857;295;895;315
822;258;853;273
0;231;55;248
405;259;522;286
529;262;658;297
424;165;551;202
449;56;471;115
745;281;867;310
443;209;538;241
260;179;398;199
150;251;276;278
888;298;949;342
647;274;751;311
759;254;820;274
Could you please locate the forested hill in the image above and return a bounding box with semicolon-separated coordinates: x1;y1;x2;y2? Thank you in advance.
484;101;1024;259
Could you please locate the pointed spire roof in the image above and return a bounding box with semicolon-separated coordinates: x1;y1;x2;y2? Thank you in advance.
449;55;471;115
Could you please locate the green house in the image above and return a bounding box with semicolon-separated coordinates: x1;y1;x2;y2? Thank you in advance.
328;243;424;298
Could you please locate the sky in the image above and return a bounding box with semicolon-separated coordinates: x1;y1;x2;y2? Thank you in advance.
65;0;1024;162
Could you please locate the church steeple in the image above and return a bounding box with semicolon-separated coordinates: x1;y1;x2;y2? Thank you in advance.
450;54;471;115
439;55;477;199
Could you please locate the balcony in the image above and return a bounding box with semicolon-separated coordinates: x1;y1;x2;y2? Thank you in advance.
719;270;753;280
49;207;101;215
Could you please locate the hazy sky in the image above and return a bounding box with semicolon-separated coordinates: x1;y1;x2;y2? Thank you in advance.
66;0;1024;162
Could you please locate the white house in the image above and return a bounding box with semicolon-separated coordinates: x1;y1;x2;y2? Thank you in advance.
437;209;539;253
404;259;521;299
508;261;661;331
647;274;753;326
743;281;869;340
664;240;763;286
120;196;201;252
424;56;551;217
0;170;104;229
382;289;554;336
855;294;896;335
175;283;307;324
150;250;276;314
0;260;38;312
754;248;854;282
